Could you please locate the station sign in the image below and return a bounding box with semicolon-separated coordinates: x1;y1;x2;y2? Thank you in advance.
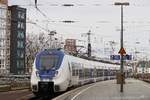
110;55;120;60
110;54;132;60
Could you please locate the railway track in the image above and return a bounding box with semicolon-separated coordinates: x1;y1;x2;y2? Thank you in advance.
0;83;88;100
20;95;50;100
19;92;64;100
20;79;114;100
19;82;96;100
0;89;31;100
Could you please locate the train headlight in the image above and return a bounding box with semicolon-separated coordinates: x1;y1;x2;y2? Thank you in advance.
36;70;39;77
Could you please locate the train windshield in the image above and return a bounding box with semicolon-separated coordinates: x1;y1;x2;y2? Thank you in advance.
40;55;59;70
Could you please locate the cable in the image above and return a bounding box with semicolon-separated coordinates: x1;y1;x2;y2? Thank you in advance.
27;17;50;32
35;7;49;19
16;3;150;7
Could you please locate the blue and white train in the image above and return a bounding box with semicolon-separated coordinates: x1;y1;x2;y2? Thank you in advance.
31;49;132;96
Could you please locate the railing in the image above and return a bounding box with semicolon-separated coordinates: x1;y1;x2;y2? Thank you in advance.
0;75;30;92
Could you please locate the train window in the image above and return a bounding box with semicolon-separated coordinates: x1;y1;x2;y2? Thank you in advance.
79;69;83;79
40;55;59;70
90;69;94;78
97;69;103;77
76;69;79;76
72;62;77;76
72;69;76;76
104;69;108;76
71;62;83;76
84;68;91;78
109;69;113;76
72;69;79;76
93;68;97;77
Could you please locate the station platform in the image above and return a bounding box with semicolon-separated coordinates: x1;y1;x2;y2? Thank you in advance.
72;79;150;100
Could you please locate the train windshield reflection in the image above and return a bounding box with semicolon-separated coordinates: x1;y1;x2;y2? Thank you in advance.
40;55;59;70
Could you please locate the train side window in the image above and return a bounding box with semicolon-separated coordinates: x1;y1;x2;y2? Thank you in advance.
72;69;76;76
87;68;91;78
79;69;83;79
90;69;93;77
76;69;79;76
71;62;76;76
72;68;78;76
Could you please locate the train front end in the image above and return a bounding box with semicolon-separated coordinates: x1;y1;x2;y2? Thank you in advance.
31;49;64;96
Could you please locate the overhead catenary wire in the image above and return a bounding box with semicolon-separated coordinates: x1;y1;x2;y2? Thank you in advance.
27;18;51;33
18;0;150;26
24;0;150;35
22;0;150;52
16;0;150;7
18;2;150;7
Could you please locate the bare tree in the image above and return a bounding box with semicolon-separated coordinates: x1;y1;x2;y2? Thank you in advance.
25;33;46;74
25;32;62;74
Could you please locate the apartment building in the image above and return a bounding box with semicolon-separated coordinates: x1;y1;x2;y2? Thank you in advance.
9;5;26;74
0;0;8;75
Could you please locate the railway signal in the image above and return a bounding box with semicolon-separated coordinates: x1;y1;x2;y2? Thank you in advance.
82;30;93;57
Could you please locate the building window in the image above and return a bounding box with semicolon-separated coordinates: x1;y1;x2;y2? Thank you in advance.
18;12;20;18
21;13;25;19
17;50;20;57
17;50;24;58
0;40;4;47
18;12;25;19
17;41;24;48
17;21;25;29
20;51;24;58
17;61;19;68
17;60;24;68
18;12;21;19
0;59;5;68
18;21;21;28
0;9;7;19
17;31;24;38
20;60;24;68
0;50;5;57
21;22;24;29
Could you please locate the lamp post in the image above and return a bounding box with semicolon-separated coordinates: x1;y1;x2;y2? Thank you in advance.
114;2;129;92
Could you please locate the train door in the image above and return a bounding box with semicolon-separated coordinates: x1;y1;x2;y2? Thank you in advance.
71;62;79;85
68;61;72;87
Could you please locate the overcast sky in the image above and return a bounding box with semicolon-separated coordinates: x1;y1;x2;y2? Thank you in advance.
9;0;150;59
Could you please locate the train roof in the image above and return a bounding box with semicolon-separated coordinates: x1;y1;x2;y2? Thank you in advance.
40;48;121;66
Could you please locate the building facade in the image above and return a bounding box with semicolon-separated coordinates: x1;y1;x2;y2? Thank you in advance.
0;0;8;5
0;0;8;75
5;2;10;75
9;5;26;74
64;39;77;54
